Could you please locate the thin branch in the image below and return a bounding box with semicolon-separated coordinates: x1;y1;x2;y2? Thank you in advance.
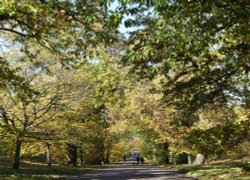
8;111;23;125
7;115;18;132
24;134;62;141
36;39;56;53
0;27;29;37
7;91;22;110
0;107;11;129
38;113;56;125
27;113;56;129
33;96;58;121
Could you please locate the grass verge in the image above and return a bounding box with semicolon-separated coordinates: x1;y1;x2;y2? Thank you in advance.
0;159;111;180
161;157;250;180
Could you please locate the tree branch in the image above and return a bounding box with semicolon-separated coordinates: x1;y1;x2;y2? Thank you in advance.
0;27;29;37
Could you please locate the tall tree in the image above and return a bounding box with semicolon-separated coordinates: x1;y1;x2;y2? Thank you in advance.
0;0;119;90
121;0;249;164
0;54;64;169
124;0;249;121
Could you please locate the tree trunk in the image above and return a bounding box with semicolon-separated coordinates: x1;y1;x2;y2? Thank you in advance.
79;148;84;166
169;153;174;164
105;149;110;164
45;142;52;167
163;142;170;164
94;142;105;165
104;144;111;164
152;148;157;162
12;138;23;170
188;154;192;164
193;153;207;165
67;144;77;166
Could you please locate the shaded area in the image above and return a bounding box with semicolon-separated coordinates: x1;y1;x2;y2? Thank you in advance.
0;158;104;179
70;164;196;180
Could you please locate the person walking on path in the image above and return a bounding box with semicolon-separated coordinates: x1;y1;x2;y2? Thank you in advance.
140;157;144;164
136;156;140;165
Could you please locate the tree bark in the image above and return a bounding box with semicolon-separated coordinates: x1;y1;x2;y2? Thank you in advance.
188;154;192;164
193;153;207;165
67;144;77;166
12;138;23;170
79;148;84;166
94;142;105;165
169;153;174;164
163;142;170;164
105;149;110;164
45;142;52;167
152;148;157;162
104;144;111;164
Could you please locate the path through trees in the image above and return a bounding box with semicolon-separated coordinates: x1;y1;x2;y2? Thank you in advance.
70;164;196;180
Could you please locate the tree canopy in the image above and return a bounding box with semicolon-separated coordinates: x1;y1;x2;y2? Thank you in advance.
0;0;249;170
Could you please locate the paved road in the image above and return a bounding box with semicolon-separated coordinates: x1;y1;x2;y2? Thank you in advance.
69;164;197;180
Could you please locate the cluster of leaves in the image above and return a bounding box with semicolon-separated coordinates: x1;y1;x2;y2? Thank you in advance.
124;0;250;118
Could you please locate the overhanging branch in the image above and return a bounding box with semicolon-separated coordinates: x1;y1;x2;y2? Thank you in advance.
0;27;29;37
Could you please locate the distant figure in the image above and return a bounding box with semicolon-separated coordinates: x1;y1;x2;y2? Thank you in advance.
140;157;144;164
136;156;140;164
123;155;126;161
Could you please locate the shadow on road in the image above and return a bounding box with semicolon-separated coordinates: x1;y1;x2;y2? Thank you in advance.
69;164;197;180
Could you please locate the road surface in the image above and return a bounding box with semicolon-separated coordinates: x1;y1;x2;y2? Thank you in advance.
69;163;197;180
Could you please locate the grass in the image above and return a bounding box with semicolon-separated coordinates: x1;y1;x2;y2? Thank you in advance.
0;158;111;180
161;157;250;180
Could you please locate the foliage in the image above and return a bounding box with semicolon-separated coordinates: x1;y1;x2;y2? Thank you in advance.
0;0;249;173
186;109;250;156
124;0;250;122
121;0;250;163
0;0;119;93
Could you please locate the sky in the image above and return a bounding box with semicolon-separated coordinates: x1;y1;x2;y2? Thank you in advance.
108;0;146;38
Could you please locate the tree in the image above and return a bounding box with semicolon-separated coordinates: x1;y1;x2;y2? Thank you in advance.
124;0;249;121
0;0;119;91
0;58;64;169
39;46;128;165
120;0;249;164
186;106;250;164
